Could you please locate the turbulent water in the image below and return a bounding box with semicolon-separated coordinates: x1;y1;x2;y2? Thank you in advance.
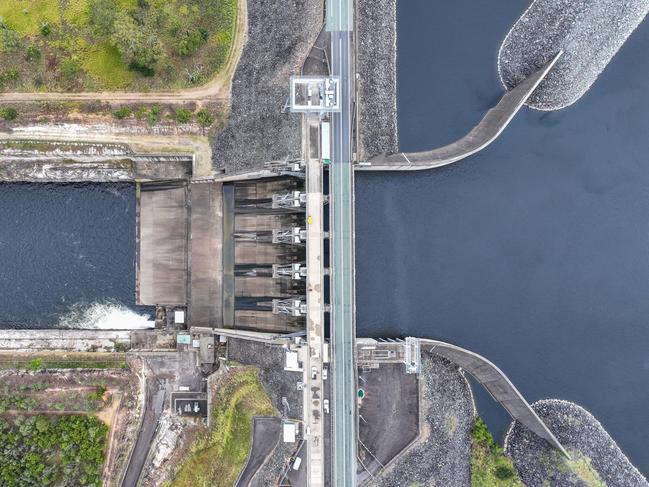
356;0;649;475
58;301;154;330
0;182;153;328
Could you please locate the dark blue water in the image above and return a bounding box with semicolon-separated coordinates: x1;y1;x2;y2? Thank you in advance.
355;0;649;474
0;183;145;328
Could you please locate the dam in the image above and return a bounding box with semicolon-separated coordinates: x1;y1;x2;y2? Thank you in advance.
356;0;649;475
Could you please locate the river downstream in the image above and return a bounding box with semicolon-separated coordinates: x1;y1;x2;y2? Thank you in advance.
0;183;151;328
355;0;649;475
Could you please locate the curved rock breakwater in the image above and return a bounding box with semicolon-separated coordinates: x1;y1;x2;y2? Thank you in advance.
498;0;649;110
505;399;648;487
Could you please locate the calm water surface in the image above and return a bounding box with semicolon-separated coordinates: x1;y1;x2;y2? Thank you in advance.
356;0;649;473
0;183;145;328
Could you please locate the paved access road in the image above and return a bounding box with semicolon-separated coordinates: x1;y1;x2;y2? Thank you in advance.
329;10;357;485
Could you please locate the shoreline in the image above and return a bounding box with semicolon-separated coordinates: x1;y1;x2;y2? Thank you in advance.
504;399;648;486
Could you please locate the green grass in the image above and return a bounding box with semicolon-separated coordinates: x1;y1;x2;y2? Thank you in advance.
541;450;607;487
169;367;277;487
83;42;134;88
0;353;128;370
564;453;607;487
63;0;91;28
0;0;60;36
471;418;524;487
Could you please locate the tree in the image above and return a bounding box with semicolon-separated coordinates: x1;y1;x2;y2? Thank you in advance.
111;12;163;73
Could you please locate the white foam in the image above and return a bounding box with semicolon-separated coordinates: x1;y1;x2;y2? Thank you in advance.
58;301;154;330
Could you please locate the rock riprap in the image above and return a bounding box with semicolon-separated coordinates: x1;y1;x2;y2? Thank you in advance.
505;399;648;487
498;0;649;110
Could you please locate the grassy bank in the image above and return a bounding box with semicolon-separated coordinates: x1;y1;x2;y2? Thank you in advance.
471;418;524;487
0;352;128;370
169;367;277;487
0;0;238;91
0;414;107;486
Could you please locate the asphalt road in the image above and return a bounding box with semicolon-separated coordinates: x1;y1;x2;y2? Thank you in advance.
121;382;166;487
236;417;282;487
329;24;357;487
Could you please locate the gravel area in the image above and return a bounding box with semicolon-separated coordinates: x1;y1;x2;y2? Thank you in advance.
505;399;648;487
357;0;398;158
498;0;649;110
212;0;323;173
370;353;474;487
250;439;299;487
227;338;303;420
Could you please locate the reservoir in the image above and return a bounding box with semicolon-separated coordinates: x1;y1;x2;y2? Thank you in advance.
355;0;649;475
0;183;151;328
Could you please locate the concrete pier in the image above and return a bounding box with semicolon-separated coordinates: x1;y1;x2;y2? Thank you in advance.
137;183;189;307
188;182;224;327
363;53;561;171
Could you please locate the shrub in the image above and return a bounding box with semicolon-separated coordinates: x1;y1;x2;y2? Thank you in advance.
177;30;206;57
175;108;192;123
89;0;117;35
0;27;22;52
0;69;19;85
0;108;18;121
113;106;132;119
494;465;515;480
26;46;41;61
89;386;106;402
196;108;214;128
147;105;161;125
40;22;52;37
60;59;81;80
27;358;42;371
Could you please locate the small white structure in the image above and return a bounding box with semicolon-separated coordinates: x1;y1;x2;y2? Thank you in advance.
284;350;302;372
174;310;185;324
289;76;340;112
283;422;297;443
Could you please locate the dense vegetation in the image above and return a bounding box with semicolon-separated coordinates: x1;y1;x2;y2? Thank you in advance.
170;367;276;487
0;0;238;91
471;418;523;487
0;414;107;487
0;353;128;370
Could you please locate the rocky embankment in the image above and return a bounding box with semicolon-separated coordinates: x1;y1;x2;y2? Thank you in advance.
357;0;398;159
505;399;648;487
212;0;321;173
498;0;649;110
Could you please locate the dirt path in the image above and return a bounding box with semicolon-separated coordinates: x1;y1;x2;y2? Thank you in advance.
0;0;247;106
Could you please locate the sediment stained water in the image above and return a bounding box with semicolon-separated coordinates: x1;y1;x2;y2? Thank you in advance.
0;182;152;328
355;0;649;474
